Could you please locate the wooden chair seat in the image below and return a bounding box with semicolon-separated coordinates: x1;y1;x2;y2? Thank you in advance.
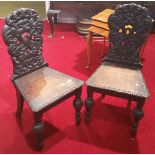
15;67;83;112
86;63;149;98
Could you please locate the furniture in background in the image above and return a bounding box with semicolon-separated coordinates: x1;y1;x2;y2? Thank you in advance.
86;9;113;69
2;8;83;150
84;3;152;137
76;12;92;35
48;1;155;34
47;9;61;38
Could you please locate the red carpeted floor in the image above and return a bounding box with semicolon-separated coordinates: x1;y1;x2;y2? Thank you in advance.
0;18;155;153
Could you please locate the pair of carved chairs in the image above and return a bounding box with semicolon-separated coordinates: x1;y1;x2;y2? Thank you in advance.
2;3;152;150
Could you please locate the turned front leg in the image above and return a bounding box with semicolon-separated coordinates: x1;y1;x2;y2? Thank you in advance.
86;31;93;69
84;86;94;123
15;87;24;118
131;98;145;137
33;112;44;150
73;87;83;126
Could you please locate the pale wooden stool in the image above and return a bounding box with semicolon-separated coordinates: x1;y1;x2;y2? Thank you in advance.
86;9;114;69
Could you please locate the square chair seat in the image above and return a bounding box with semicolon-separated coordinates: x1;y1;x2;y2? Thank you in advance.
86;63;149;98
14;67;84;112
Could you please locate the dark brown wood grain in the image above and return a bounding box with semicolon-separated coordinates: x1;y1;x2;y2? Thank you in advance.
84;3;152;137
2;8;83;150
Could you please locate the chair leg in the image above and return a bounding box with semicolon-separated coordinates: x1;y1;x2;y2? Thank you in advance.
15;87;24;118
84;86;94;123
33;112;44;150
73;87;83;126
86;31;93;69
131;98;145;137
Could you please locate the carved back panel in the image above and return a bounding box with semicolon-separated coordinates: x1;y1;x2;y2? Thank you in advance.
105;3;152;68
2;8;48;81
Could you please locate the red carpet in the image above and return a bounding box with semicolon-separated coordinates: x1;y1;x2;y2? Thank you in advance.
0;18;155;153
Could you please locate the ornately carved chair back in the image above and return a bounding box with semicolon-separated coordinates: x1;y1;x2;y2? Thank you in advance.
105;3;152;68
2;8;48;81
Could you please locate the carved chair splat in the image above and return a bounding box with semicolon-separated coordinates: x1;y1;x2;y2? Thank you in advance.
2;8;83;150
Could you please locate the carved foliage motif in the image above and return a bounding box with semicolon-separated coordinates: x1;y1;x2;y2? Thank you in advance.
2;8;46;79
106;3;152;67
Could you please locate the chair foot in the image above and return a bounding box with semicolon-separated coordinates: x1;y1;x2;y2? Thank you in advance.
84;97;94;123
85;64;91;69
33;112;44;150
130;136;136;141
85;65;89;69
48;34;53;39
73;87;83;126
131;99;145;136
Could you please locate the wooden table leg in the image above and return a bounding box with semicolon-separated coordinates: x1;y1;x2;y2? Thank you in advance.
86;31;93;69
101;36;106;57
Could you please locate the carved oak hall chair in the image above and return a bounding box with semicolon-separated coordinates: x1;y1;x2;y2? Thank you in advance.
2;8;83;150
84;3;152;136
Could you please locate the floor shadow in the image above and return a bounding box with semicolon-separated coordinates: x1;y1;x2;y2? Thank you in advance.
64;97;139;153
25;121;65;151
16;109;65;151
73;41;109;77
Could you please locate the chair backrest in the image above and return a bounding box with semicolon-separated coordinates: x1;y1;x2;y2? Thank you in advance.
104;3;152;68
2;8;48;81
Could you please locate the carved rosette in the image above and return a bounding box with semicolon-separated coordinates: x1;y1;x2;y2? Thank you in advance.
2;8;47;80
105;3;152;68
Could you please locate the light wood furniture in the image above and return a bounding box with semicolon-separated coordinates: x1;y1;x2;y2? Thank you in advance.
86;9;114;69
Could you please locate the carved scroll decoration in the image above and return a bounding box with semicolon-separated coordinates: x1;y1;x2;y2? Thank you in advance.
2;8;48;80
105;3;152;68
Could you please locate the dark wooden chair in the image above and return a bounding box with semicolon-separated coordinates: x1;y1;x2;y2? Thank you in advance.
2;8;83;150
84;3;152;137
